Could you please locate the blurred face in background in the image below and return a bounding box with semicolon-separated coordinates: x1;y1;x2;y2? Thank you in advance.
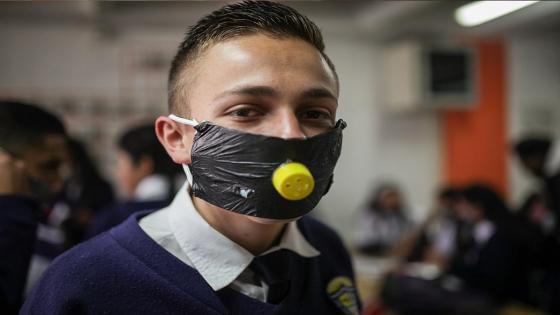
21;134;68;198
437;195;459;218
521;155;547;178
115;150;152;198
456;199;483;224
379;189;401;212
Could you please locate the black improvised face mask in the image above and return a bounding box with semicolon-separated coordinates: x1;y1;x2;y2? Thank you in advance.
169;115;346;220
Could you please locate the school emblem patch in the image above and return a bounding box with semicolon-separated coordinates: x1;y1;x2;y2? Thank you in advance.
326;276;359;315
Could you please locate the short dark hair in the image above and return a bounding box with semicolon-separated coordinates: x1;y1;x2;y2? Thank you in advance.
514;137;551;160
438;187;461;202
460;183;511;224
0;100;66;157
168;0;337;115
118;124;179;176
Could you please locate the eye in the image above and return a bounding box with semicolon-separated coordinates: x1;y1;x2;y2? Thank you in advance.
227;106;263;118
299;109;332;121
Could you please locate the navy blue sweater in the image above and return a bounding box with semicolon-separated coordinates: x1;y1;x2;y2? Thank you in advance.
86;199;169;239
0;196;38;315
22;211;361;314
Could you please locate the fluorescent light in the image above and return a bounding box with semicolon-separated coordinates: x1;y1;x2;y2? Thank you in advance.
455;1;540;27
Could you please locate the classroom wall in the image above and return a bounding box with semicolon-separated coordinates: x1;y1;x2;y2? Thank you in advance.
442;40;508;198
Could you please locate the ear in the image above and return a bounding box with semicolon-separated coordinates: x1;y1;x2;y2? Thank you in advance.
155;116;194;164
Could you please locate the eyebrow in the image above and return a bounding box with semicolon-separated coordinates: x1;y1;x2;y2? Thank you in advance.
214;85;337;102
301;88;337;101
214;86;278;101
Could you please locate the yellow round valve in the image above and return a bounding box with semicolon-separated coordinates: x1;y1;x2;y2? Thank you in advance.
272;162;315;201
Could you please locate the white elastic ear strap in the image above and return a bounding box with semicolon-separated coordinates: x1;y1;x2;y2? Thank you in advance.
169;114;197;188
183;164;194;188
169;114;199;126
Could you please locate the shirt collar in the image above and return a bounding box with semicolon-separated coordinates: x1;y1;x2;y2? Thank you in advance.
473;219;495;245
168;182;320;291
134;174;170;201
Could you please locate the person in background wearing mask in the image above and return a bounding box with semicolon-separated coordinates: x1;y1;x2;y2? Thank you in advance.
22;1;360;314
0;101;67;315
86;124;180;238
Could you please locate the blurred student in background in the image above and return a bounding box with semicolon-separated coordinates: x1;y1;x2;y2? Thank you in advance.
514;137;560;313
61;138;115;247
353;182;413;256
86;124;181;238
392;187;466;267
514;136;560;217
449;184;530;304
382;184;529;315
0;101;68;314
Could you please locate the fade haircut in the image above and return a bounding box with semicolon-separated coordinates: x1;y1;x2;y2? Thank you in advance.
0;101;66;157
167;0;337;115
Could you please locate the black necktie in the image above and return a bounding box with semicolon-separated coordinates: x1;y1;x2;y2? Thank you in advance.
249;249;293;304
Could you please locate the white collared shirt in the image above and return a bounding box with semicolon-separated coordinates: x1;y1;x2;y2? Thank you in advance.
138;182;320;301
472;219;495;246
134;174;170;201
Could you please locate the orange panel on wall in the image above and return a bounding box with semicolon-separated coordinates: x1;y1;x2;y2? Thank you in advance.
442;40;508;197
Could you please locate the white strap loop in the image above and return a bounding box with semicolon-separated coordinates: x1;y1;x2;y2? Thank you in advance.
169;114;199;126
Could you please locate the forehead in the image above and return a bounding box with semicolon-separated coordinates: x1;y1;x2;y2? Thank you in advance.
178;34;337;109
24;134;66;159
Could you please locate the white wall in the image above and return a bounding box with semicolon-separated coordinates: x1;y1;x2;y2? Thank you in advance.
507;33;560;207
0;24;119;96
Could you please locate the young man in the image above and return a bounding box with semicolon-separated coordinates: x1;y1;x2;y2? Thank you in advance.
0;101;67;314
22;1;360;314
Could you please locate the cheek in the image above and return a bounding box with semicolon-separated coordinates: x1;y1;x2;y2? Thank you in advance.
455;205;469;220
181;131;195;163
115;156;136;193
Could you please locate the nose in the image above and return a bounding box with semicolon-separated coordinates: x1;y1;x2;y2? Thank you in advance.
276;111;307;140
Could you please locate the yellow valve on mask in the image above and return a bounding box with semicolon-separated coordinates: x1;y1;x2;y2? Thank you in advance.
272;162;315;201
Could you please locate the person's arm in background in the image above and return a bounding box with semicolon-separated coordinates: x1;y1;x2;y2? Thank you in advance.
0;149;39;314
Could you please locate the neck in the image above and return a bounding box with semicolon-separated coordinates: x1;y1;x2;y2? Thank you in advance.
193;196;286;255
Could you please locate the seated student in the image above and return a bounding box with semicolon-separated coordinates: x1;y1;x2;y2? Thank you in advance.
513;138;560;312
382;184;529;315
353;183;413;256
86;124;180;238
0;101;67;314
22;1;361;314
391;187;465;266
516;193;560;312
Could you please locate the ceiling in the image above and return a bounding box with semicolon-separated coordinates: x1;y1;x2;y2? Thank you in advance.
0;1;558;41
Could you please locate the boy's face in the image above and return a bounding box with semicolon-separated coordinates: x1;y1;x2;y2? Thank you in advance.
21;134;67;195
175;34;338;162
115;150;148;198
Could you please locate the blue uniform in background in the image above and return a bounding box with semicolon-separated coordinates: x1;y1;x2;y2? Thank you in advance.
0;196;38;315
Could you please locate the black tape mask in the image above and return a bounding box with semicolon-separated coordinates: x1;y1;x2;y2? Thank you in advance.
169;115;346;220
